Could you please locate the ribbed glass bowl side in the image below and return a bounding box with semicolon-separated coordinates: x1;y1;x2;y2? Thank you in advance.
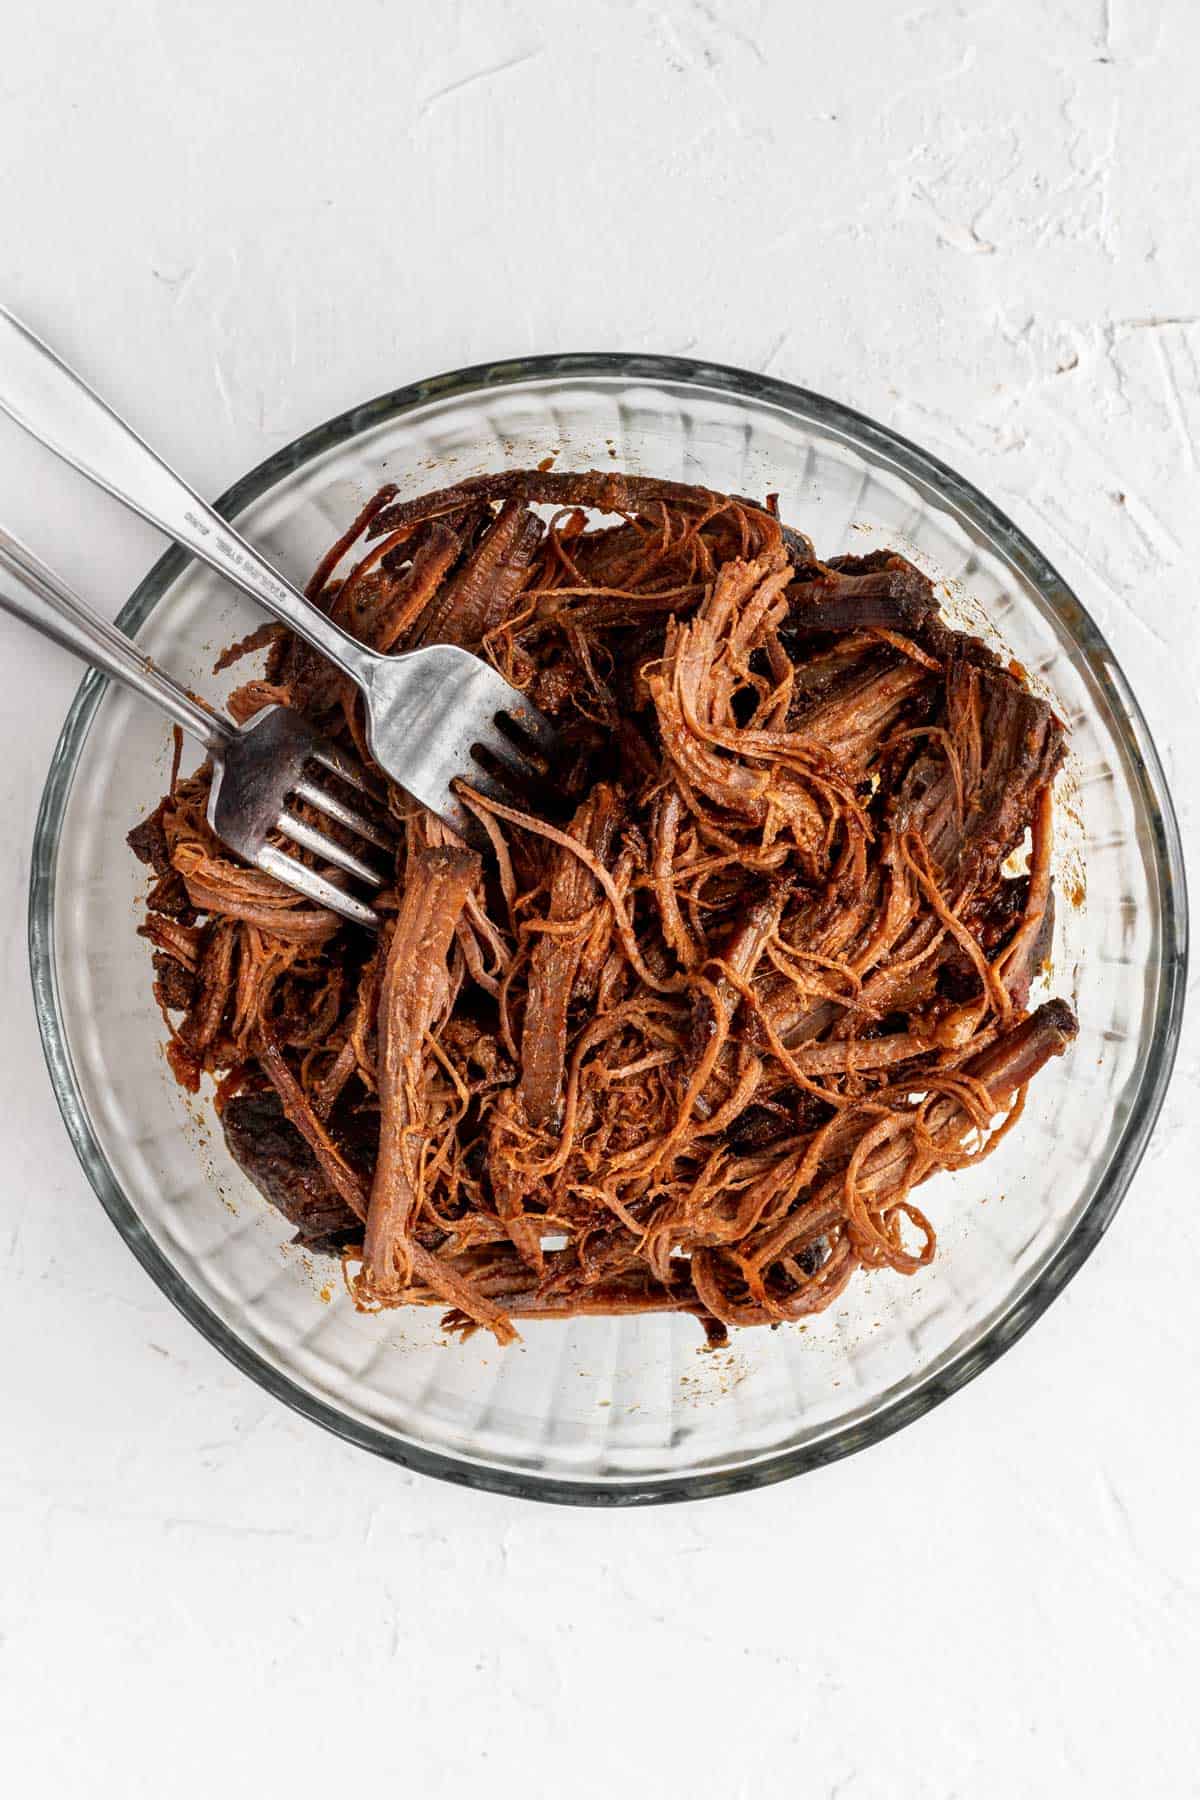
28;356;1188;1504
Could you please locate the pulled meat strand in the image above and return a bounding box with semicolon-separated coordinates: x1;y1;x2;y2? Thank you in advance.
357;847;480;1300
519;784;621;1129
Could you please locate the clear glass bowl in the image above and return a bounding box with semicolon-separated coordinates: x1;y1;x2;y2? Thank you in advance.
29;355;1188;1504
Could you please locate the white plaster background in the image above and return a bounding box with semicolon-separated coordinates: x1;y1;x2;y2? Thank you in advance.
1;2;1197;1794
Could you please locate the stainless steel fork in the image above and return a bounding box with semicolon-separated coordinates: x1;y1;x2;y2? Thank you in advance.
0;307;558;842
0;528;391;928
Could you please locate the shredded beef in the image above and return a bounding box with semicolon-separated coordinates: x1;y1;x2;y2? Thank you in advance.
132;468;1076;1345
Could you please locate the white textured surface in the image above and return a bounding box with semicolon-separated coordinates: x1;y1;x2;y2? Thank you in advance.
0;2;1196;1794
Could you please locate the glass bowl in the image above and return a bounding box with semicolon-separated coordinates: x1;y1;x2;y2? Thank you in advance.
29;355;1187;1505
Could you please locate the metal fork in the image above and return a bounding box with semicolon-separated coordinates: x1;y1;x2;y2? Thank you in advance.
0;307;558;843
0;528;391;929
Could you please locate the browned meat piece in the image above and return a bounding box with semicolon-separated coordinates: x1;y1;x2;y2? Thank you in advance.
968;996;1077;1091
151;952;196;1013
361;521;466;654
138;914;204;969
788;649;935;772
144;866;196;922
785;558;937;637
223;1090;368;1252
779;523;817;566
953;657;1065;879
687;882;787;1069
355;847;513;1336
369;468;777;541
127;802;172;876
413;499;544;649
519;784;621;1128
172;845;341;947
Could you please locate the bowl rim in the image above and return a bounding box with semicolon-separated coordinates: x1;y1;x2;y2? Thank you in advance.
28;350;1190;1506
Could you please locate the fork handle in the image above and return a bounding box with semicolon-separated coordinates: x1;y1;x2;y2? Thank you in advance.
0;525;231;751
0;307;375;691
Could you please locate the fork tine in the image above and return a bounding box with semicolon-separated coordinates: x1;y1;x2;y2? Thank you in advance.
291;772;394;852
499;700;560;760
470;723;546;789
276;809;388;887
256;844;380;928
308;738;379;795
434;786;491;848
454;762;530;816
468;662;560;760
